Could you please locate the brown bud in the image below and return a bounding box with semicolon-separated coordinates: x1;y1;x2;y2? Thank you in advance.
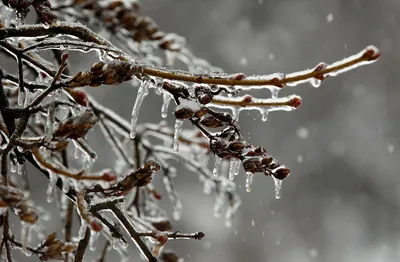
152;221;172;231
174;107;195;120
228;141;246;152
272;167;290;180
199;116;224;128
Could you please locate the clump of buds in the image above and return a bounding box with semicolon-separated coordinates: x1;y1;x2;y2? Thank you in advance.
39;232;76;261
69;61;142;87
116;161;161;194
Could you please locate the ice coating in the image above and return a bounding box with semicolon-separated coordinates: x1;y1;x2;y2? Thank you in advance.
173;119;183;152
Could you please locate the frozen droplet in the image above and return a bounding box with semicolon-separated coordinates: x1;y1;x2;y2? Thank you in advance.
17;162;24;175
212;155;222;177
326;13;334;23
388;144;394;153
251;220;255;227
89;230;100;251
245;172;254;192
130;81;149;139
310;77;322;88
296;154;303;163
261;109;269;122
228;158;241;180
21;222;32;256
272;176;283;199
161;93;172;118
46;172;57;203
173;119;183;152
296;127;309;139
78;221;88;240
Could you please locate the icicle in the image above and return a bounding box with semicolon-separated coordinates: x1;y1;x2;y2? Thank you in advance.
203;179;213;194
228;158;241;180
46;172;57;203
232;107;240;121
261;109;269;122
89;230;100;251
130;81;149;139
161;93;171;118
245;172;254;192
213;191;225;218
18;89;26;107
17;162;24;175
112;237;120;250
21;221;32;256
173;119;183;152
172;201;183;221
78;220;88;240
270;86;280;99
272;176;283;199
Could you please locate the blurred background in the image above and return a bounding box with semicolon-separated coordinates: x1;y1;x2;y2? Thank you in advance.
7;0;400;261
135;0;399;261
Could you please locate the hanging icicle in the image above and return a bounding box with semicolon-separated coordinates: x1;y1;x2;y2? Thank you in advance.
130;80;150;139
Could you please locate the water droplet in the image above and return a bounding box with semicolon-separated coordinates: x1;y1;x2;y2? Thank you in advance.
251;220;255;227
296;154;303;163
388;144;395;153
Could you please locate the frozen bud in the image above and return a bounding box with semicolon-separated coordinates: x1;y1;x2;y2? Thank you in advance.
243;158;263;173
243;95;252;103
228;141;246;152
90;218;103;232
272;167;290;180
102;172;117;182
52;141;69;151
66;88;88;107
199;116;224;128
61;243;76;253
152;190;162;200
195;85;213;104
313;63;327;80
235;73;246;80
174;107;195;120
43;232;57;246
290;96;302;109
262;156;273;166
61;53;69;62
106;0;124;9
362;46;381;61
254;146;266;154
18;206;39;224
152;221;172;231
156;233;168;245
196;232;205;240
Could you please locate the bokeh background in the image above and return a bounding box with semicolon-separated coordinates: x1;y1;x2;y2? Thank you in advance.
137;0;400;261
6;0;400;261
